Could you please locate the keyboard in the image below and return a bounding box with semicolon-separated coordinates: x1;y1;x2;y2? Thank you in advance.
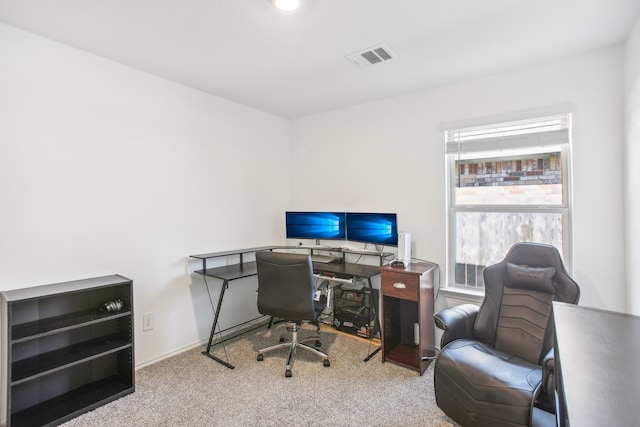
311;255;339;264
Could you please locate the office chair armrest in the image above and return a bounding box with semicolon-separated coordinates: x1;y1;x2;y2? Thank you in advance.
433;304;479;348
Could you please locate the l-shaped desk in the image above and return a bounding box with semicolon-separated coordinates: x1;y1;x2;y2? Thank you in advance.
190;245;392;369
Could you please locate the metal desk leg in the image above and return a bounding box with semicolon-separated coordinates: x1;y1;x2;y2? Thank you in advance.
363;277;382;362
202;279;235;369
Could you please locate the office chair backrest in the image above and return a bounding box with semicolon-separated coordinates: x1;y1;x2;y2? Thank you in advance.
474;242;580;364
255;251;317;322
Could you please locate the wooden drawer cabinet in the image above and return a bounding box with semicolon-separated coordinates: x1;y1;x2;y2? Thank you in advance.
380;263;436;375
381;271;420;301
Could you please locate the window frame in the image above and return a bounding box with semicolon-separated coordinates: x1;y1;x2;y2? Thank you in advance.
444;114;573;293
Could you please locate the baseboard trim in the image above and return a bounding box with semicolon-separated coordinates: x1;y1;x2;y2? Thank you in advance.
135;317;270;370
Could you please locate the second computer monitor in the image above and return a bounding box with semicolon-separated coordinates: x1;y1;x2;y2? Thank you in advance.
346;212;398;246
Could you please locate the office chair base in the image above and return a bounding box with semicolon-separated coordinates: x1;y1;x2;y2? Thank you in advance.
257;325;330;377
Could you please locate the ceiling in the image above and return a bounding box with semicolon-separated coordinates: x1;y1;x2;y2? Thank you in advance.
1;0;639;119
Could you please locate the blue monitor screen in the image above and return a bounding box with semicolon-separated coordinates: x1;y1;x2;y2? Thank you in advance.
285;211;346;240
346;212;398;246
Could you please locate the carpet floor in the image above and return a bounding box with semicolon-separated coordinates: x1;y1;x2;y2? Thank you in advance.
62;324;458;426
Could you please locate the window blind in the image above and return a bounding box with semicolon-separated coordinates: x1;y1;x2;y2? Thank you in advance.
445;114;571;154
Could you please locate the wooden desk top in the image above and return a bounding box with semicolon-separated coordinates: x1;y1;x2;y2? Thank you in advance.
380;261;438;276
553;302;640;427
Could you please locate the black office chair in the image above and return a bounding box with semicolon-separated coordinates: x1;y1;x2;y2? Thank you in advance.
433;242;580;427
255;251;330;377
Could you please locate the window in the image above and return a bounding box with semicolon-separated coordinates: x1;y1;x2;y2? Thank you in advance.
445;114;572;291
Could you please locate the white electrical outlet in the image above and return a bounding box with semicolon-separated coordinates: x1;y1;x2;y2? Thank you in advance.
143;312;154;331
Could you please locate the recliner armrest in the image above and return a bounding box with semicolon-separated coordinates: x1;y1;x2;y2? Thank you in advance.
535;348;556;413
542;348;554;372
542;348;555;393
433;303;479;348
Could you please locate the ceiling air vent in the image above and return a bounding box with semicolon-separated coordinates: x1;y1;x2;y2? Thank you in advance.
346;44;396;68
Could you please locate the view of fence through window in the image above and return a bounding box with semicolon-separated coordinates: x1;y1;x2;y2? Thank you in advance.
453;151;564;288
446;113;571;290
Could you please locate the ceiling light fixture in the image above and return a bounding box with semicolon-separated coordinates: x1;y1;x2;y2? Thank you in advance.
272;0;300;12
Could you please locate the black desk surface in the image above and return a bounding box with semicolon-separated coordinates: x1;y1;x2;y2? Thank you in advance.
553;302;640;427
196;262;259;281
313;261;380;279
190;246;391;261
196;260;380;281
190;246;280;260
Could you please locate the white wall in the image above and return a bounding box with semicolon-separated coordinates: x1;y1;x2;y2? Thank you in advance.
291;46;626;313
625;16;640;315
0;20;633;369
0;24;291;366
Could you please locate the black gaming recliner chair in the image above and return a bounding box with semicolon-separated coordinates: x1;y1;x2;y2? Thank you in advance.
433;242;580;427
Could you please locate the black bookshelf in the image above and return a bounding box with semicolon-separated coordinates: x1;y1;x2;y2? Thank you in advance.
1;275;134;426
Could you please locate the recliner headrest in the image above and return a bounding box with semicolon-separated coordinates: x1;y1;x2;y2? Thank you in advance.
504;263;556;293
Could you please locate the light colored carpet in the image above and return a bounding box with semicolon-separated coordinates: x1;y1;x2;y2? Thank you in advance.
63;324;458;426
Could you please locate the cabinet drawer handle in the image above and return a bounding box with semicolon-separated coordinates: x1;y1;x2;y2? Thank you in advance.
393;282;406;289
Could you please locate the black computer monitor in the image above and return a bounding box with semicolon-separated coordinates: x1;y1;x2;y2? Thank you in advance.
285;211;346;240
346;212;398;246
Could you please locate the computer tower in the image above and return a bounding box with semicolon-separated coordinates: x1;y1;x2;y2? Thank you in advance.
332;285;379;338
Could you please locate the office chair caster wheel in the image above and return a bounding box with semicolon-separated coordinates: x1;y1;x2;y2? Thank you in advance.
257;354;264;361
315;340;321;347
323;359;330;367
285;369;292;378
